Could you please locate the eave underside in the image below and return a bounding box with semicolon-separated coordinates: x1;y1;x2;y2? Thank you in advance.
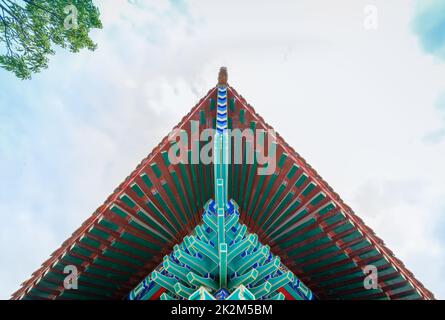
12;86;434;300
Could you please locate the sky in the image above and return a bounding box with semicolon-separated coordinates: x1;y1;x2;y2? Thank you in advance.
1;0;445;299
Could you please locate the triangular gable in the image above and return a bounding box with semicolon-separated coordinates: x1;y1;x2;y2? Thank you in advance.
12;77;434;300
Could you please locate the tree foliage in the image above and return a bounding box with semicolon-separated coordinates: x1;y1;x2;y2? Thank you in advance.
0;0;102;79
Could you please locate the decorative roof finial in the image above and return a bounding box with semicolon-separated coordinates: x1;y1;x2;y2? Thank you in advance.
218;67;228;86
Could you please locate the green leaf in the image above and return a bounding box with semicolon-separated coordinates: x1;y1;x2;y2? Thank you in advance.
0;0;102;80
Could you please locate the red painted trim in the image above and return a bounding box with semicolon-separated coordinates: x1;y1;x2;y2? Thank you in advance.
150;287;166;300
277;287;295;300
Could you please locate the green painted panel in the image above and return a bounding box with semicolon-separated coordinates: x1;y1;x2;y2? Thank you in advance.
128;219;166;243
272;208;311;240
35;279;60;291
248;172;266;217
347;239;371;252
163;183;187;225
229;98;235;112
243;156;258;212
278;153;288;169
287;164;299;179
268;198;302;236
62;253;84;266
110;205;128;219
78;274;118;289
340;288;384;299
238;139;252;204
70;244;93;258
288;236;332;257
295;173;308;188
340;230;362;243
88;227;111;241
136;210;172;239
146;200;177;233
130;183;145;198
102;249;144;267
332;221;354;234
328;280;368;293
74;283;114;297
384;275;405;286
98;219;120;232
258;182;286;226
310;192;325;206
79;235;101;248
121;232;160;251
318;203;336;215
200;110;206;126
321;270;364;287
239;109;246;124
311;261;358;279
302;182;316;197
398;291;422;300
357;248;380;260
369;258;392;269
58;291;95;300
151;163;162;178
153;192;181;230
112;241;153;259
93;257;136;273
27;288;54;299
171;170;193;221
296;244;339;264
179;162;197;212
323;213;345;226
44;271;65;281
120;194;137;208
280;226;322;249
197;158;207;203
84;266;129;281
262;191;295;231
252;173;278;221
140;173;153;189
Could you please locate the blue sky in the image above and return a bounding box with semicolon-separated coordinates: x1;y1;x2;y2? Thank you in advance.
1;0;445;299
413;0;445;60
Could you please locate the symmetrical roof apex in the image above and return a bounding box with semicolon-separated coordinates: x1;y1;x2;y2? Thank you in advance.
11;73;434;300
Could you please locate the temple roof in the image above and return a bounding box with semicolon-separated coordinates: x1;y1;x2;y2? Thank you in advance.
11;83;434;300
